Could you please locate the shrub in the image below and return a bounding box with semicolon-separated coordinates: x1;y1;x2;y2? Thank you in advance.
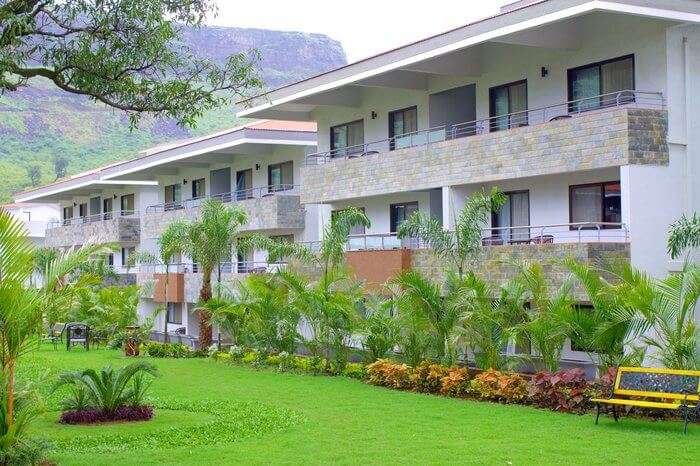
342;363;367;380
469;369;528;403
266;354;281;366
411;362;450;394
241;350;260;365
60;405;154;425
228;345;245;360
213;352;233;362
440;367;471;397
529;368;593;413
0;437;52;466
366;359;413;390
278;351;296;371
293;356;310;372
145;342;195;358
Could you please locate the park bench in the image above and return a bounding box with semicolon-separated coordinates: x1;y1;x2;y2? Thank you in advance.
592;366;700;433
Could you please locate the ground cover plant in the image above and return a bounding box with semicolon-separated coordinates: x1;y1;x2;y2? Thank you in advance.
21;345;699;465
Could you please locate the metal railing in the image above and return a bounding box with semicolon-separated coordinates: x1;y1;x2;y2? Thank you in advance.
146;184;299;213
305;90;665;165
49;210;139;229
303;222;628;252
138;261;287;274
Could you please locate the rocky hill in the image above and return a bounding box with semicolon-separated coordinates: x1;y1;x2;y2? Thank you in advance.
0;26;346;202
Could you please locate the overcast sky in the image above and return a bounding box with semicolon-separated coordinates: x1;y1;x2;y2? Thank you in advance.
211;1;513;62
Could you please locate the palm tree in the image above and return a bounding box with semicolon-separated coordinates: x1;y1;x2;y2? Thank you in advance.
393;270;462;366
668;213;700;260
359;295;401;362
161;199;248;348
0;209;110;435
609;263;700;369
510;260;575;372
396;188;506;278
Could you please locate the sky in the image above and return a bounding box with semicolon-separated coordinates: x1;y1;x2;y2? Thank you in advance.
211;1;514;63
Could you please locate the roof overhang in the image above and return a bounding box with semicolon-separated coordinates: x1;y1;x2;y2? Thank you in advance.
237;0;700;120
15;125;316;203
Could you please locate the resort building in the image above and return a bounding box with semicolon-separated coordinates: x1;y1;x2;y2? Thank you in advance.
13;0;700;367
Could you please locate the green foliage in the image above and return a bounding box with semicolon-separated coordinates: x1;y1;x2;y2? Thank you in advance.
71;285;140;345
53;362;159;413
397;188;506;277
0;1;263;128
359;296;401;362
145;342;200;359
668;213;700;260
410;362;450;394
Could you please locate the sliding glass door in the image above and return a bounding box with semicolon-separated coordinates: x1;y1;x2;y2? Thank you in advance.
492;191;530;242
489;80;528;132
331;120;364;157
568;55;634;112
389;106;418;150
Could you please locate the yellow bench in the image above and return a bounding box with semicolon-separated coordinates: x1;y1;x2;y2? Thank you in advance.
592;366;700;433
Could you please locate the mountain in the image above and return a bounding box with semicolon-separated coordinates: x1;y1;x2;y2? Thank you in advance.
0;26;346;202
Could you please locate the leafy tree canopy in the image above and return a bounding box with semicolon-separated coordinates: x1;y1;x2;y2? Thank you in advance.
0;0;262;127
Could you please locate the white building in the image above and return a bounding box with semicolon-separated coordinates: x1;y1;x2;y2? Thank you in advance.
2;202;59;246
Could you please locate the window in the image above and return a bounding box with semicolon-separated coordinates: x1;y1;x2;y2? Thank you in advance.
267;161;294;192
390;202;419;233
62;206;73;225
78;202;88;221
103;198;113;220
164;184;182;210
192;178;205;199
330;120;364;157
492;191;530;242
236;169;252;200
389;106;418;150
489;80;528;132
569;181;621;229
107;254;114;267
568;55;634;112
166;303;182;324
332;208;366;236
121;247;135;267
120;194;135;215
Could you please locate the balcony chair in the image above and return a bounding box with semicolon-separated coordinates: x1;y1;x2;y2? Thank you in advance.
481;236;504;246
530;235;555;244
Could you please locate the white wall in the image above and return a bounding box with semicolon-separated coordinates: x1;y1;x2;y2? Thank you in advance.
312;14;668;154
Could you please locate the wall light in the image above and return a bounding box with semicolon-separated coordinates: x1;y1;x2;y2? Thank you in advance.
371;111;378;120
541;66;549;78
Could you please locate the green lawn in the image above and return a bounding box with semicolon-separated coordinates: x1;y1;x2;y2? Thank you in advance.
22;345;700;465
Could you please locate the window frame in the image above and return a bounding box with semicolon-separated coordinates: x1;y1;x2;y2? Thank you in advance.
191;178;205;199
267;160;294;192
488;79;528;131
389;201;419;233
330;119;364;157
388;106;418;150
166;302;183;325
567;54;635;111
568;181;622;230
120;194;135;215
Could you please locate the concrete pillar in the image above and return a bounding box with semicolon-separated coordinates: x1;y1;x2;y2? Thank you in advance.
442;186;454;230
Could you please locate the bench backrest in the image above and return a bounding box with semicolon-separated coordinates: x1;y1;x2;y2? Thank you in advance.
614;367;700;401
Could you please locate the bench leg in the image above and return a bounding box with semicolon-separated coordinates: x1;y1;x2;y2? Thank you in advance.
611;405;619;422
595;403;601;425
683;408;690;435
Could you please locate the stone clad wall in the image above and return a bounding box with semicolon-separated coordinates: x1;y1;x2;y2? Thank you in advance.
411;242;630;300
45;217;140;248
140;195;305;239
300;108;668;204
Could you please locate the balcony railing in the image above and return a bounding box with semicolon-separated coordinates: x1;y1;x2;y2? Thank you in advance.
305;90;664;165
139;261;287;274
146;184;299;213
50;210;139;228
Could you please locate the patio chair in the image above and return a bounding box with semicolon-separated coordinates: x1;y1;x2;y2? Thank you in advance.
530;235;555;244
47;323;66;350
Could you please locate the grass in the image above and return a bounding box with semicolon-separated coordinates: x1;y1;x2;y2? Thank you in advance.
21;345;700;465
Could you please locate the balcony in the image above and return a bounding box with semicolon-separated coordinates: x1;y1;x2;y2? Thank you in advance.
45;211;140;248
141;185;305;239
301;91;668;204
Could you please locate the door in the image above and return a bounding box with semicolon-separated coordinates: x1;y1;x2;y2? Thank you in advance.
164;184;182;210
192;178;205;199
492;191;530;243
429;84;476;139
89;196;101;222
78;203;88;223
103;198;113;220
235;169;252;200
489;80;528;132
390;202;419;233
120;194;135;216
389;106;418;150
267;161;293;192
210;168;232;202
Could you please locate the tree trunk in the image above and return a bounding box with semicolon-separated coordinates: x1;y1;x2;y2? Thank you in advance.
6;359;15;430
198;265;213;348
163;264;170;343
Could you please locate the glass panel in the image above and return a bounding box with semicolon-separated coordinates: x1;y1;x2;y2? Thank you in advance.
571;185;602;224
570;66;601;111
494;196;511;241
332;126;347;152
509;83;528;127
121;194;135;214
347;121;364;153
603;182;622;224
510;192;530;241
601;57;634;104
491;87;510;132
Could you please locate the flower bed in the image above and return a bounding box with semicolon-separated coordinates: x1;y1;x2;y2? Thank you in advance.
60;405;154;425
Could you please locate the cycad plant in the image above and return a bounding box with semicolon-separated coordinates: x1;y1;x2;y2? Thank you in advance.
53;362;158;413
393;270;462;366
397;188;506;278
510;261;575;372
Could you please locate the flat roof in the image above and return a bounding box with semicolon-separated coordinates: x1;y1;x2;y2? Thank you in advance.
237;0;700;119
15;120;317;203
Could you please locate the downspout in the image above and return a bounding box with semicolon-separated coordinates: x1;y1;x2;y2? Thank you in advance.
683;36;693;217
